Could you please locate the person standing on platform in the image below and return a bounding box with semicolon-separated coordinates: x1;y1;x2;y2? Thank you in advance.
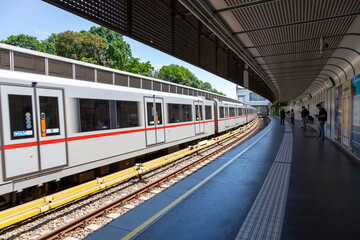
290;109;295;126
316;103;327;141
301;106;309;130
280;109;286;125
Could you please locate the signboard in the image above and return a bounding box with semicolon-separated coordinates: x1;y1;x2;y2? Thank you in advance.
342;80;352;149
334;85;342;144
351;74;360;157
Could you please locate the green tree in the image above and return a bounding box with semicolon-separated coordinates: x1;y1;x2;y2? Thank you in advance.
85;26;132;70
1;34;56;54
157;64;195;86
54;31;107;65
1;34;41;51
126;57;154;77
156;64;225;95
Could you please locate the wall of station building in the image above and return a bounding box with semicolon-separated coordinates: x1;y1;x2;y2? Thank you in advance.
288;74;360;158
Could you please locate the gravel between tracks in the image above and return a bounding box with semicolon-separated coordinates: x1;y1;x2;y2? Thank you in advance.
0;119;264;240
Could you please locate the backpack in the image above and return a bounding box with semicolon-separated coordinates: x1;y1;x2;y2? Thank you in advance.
307;115;314;121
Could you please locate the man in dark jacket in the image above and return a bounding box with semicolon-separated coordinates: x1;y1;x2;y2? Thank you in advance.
316;103;327;141
300;106;309;130
280;109;286;125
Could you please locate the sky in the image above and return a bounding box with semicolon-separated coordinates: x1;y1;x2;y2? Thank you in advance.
0;0;238;99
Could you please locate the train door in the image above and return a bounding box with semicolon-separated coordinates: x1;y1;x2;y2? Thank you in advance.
194;101;204;134
36;88;67;170
144;97;165;145
1;86;67;179
225;105;230;127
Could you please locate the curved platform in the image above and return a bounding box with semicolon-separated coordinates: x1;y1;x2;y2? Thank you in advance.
85;116;360;240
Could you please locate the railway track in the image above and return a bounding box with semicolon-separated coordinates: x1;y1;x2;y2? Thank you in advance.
0;118;266;240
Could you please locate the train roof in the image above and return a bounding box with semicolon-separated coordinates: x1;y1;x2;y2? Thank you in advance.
0;43;243;104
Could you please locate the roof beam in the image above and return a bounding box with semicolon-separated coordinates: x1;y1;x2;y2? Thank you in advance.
254;47;359;58
261;56;355;76
214;0;276;13
234;12;360;34
268;64;347;80
246;33;360;49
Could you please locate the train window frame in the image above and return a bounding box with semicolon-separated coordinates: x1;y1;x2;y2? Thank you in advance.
8;94;34;140
205;105;212;120
229;107;235;117
167;103;192;123
116;100;139;128
195;105;203;121
219;107;224;119
39;96;61;137
79;98;110;132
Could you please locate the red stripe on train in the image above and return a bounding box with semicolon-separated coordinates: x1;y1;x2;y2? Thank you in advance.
40;138;66;145
68;128;146;141
4;141;37;150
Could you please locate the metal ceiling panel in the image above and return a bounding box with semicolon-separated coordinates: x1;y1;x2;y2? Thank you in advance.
44;0;360;103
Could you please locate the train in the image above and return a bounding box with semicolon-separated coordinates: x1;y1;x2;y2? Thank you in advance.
0;44;257;206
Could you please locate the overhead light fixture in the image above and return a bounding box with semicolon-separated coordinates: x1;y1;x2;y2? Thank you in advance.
319;38;329;58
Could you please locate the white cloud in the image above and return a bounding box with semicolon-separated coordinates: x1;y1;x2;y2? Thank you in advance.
29;28;51;40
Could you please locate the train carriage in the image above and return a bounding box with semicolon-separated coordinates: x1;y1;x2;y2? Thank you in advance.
0;43;258;204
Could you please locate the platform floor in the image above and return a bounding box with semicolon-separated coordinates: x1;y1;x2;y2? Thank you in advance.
85;117;360;240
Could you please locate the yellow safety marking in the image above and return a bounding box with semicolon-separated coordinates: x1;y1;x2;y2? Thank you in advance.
122;119;266;240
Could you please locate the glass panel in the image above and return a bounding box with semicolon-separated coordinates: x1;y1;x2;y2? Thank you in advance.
79;99;109;132
195;105;203;121
156;103;162;125
168;104;180;123
116;101;138;128
205;106;212;120
229;107;235;117
182;105;192;122
39;96;60;136
9;95;34;140
147;102;154;125
225;107;229;118
219;107;224;119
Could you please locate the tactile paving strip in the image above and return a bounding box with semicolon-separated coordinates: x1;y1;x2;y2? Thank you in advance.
235;122;293;240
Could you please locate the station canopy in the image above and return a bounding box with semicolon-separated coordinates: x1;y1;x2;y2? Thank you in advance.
44;0;360;104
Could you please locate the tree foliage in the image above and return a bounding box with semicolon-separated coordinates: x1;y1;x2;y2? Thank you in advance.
54;31;108;65
156;64;225;96
0;34;56;54
1;27;224;95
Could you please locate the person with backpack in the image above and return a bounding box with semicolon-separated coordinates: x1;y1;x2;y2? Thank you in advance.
301;106;309;130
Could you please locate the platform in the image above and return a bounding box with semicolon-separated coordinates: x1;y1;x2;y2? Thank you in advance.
85;117;360;240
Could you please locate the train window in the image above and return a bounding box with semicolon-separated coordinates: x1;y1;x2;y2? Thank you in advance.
219;107;224;118
229;108;235;117
9;95;34;140
79;99;110;132
168;104;192;123
225;107;229;118
156;103;163;125
168;104;180;123
116;101;139;128
195;105;202;121
205;106;212;120
39;96;60;136
147;103;163;125
182;105;192;122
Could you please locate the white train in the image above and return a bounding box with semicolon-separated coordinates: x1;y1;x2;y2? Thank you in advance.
0;44;257;205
